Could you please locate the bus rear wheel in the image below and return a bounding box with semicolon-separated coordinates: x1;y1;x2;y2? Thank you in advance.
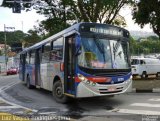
52;81;69;103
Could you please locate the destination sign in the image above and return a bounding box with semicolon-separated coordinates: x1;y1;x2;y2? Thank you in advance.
80;24;125;37
90;27;123;36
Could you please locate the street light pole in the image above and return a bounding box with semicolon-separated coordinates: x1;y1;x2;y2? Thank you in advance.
4;25;15;72
4;24;7;72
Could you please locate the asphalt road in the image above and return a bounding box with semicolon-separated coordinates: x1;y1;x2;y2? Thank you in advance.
0;75;160;121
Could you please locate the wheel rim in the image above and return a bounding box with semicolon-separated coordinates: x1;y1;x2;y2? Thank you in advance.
142;74;145;78
55;86;63;98
142;72;146;78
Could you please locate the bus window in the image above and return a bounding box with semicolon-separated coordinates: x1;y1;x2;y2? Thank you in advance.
29;51;35;64
25;53;29;64
50;37;63;61
42;43;51;63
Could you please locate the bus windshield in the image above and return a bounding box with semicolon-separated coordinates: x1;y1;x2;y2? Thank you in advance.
78;37;130;69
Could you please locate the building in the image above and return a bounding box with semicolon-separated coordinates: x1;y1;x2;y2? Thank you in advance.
0;56;6;73
0;44;11;54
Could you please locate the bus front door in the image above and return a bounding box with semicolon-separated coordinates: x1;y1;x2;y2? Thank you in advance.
64;36;76;96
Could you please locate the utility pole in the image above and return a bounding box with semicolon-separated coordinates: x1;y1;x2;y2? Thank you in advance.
4;25;15;72
4;24;7;72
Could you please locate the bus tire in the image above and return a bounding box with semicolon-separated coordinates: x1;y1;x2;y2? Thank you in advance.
141;72;148;79
26;75;34;89
52;81;69;103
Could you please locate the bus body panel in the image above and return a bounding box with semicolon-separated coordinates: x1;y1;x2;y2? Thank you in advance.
40;62;64;91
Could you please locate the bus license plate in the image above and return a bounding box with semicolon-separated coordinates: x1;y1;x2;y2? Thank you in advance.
108;86;116;91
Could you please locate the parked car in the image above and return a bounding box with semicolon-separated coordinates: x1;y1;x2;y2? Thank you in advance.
6;67;18;75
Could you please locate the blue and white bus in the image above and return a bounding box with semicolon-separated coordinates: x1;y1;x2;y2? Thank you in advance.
19;22;132;103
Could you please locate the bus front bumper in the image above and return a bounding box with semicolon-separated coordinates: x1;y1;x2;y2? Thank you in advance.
76;78;132;98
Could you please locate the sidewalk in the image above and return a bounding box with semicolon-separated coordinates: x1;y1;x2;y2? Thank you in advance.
0;72;6;76
132;76;160;92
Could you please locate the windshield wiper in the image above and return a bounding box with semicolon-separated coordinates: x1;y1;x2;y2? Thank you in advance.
113;39;121;60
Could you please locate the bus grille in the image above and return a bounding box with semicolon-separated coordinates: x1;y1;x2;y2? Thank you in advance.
97;81;124;85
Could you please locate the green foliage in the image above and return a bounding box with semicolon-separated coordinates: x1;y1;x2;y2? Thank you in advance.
2;0;134;37
26;0;133;36
130;36;160;55
0;30;41;47
133;0;160;38
24;30;42;47
76;0;133;25
0;30;26;45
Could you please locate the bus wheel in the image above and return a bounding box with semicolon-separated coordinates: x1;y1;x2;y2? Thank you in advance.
52;81;68;103
26;75;33;89
141;72;148;79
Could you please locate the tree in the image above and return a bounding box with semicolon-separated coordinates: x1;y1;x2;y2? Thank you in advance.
2;0;134;36
133;0;160;39
24;30;42;47
33;0;134;35
0;30;26;45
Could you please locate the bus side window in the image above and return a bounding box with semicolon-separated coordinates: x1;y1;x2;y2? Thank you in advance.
26;53;29;64
29;51;35;64
50;37;63;61
41;43;51;63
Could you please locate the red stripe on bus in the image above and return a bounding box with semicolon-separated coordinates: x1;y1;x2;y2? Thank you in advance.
75;76;111;83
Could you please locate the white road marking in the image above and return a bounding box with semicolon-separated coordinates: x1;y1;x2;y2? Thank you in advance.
0;106;19;109
0;97;37;112
0;81;19;92
38;112;57;115
117;109;160;115
131;103;160;107
149;98;160;102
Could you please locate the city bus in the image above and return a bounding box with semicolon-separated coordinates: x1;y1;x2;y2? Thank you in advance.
19;22;132;103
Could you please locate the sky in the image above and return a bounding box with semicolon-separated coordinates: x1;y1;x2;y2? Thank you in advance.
0;1;153;33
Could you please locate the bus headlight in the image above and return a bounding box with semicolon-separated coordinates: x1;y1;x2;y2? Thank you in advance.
78;74;96;86
78;74;87;81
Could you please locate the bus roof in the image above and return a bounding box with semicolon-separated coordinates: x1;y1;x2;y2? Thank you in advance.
20;22;129;54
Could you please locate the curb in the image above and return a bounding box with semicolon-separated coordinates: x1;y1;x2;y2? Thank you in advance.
132;88;160;93
0;72;6;76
